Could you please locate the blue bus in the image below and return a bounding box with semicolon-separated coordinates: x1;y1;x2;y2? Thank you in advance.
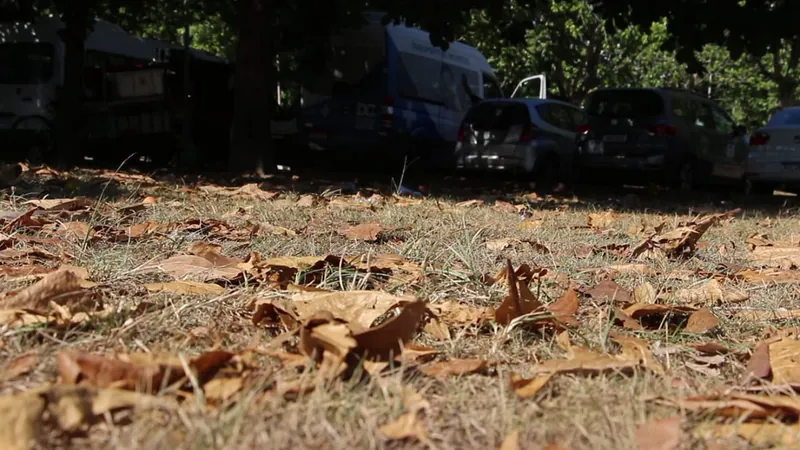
298;12;505;169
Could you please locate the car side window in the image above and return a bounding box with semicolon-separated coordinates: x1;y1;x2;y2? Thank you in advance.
549;104;575;131
565;105;585;129
536;104;553;125
482;74;503;99
694;102;716;130
711;106;734;134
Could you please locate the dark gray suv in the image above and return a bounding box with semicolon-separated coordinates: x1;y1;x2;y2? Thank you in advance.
574;88;749;191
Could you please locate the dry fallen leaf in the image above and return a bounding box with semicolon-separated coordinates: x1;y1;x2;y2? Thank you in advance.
0;385;174;450
1;269;95;311
735;268;800;285
693;422;800;447
149;249;243;282
418;359;496;379
587;211;617;230
24;197;92;211
143;281;226;295
499;430;520;450
338;223;383;242
635;416;682;450
378;387;430;444
629;210;737;260
511;334;660;397
673;279;749;307
0;353;38;382
56;350;235;393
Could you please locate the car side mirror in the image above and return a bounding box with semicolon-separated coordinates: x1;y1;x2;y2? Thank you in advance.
733;125;747;136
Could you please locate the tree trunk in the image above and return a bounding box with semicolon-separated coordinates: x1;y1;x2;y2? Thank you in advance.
55;8;91;168
777;79;799;108
228;0;276;175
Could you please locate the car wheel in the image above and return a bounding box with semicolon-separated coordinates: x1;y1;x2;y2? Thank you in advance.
534;153;559;192
673;159;695;193
743;179;774;196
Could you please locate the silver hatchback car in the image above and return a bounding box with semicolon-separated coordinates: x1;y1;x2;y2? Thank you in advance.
454;98;585;187
746;107;800;194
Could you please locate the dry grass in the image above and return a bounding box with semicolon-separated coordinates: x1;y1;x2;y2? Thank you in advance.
2;164;800;450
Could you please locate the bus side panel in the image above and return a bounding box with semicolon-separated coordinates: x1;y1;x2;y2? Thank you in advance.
386;30;443;150
301;26;389;154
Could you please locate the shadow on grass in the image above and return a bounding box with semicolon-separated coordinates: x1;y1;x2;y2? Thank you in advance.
1;156;798;219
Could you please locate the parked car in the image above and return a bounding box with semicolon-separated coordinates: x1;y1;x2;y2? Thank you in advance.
574;87;749;191
454;98;584;188
745;106;800;195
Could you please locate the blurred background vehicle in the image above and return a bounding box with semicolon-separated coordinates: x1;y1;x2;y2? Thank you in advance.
454;97;584;190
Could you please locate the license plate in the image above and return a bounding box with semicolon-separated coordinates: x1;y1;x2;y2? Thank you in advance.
603;134;627;143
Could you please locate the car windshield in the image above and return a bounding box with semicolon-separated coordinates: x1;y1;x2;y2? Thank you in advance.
0;42;55;84
585;89;664;118
766;108;800;127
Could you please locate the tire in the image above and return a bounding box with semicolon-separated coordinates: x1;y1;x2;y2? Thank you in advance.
743;179;774;196
533;152;559;192
670;157;696;193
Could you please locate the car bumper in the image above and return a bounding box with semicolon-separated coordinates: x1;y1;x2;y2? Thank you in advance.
456;151;528;171
745;160;800;183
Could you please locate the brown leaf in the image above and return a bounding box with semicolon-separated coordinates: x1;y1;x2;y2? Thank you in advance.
526;334;660;378
24;197;92;211
632;282;657;304
150;253;243;282
582;279;632;304
338;223;383;241
635;416;682;450
418;359;496;379
510;373;553;399
289;290;413;331
379;411;428;443
548;288;579;322
1;269;93;311
693;422;800;447
495;260;543;325
143;281;226;295
684;309;719;334
661;392;800;421
619;303;700;330
56;351;234;392
486;238;514;251
427;301;494;326
0;353;38;382
673;279;748;307
587;211;617;230
352;299;427;360
499;429;521;450
750;245;800;269
630;210;737;259
690;342;732;356
0;385;174;449
735;268;800;285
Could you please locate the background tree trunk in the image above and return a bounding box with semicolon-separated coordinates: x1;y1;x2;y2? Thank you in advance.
55;7;91;168
228;0;276;175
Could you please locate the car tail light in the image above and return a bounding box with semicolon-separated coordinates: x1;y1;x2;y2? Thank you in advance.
575;123;590;134
749;133;770;146
457;125;466;142
644;124;677;136
519;124;536;142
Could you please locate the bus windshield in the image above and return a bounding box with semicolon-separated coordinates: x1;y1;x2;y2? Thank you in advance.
0;42;55;84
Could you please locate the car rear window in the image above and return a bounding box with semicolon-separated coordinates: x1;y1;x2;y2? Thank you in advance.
585;90;665;118
463;102;530;130
767;108;800;126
